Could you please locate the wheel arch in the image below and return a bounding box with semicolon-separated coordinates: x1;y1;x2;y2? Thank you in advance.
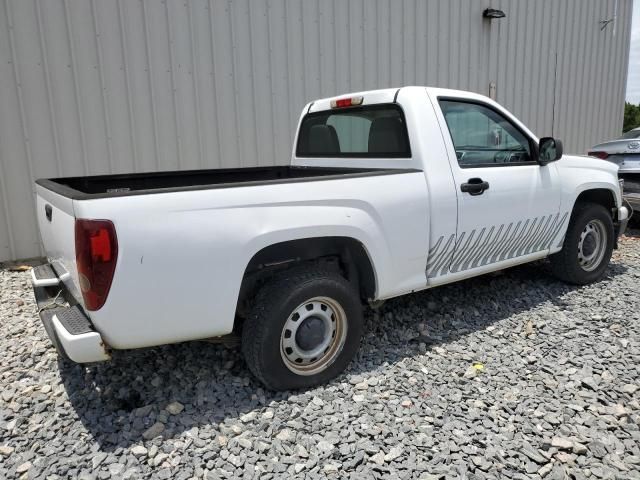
573;187;617;214
235;236;378;320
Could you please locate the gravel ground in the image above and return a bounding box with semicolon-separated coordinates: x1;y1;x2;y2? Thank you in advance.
1;229;639;480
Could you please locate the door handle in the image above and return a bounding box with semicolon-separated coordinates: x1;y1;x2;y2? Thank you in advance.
460;178;490;196
45;204;52;222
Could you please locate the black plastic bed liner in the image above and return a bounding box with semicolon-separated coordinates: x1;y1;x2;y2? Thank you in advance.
36;165;418;200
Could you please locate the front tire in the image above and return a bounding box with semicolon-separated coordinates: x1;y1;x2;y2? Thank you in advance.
549;202;614;285
241;266;363;391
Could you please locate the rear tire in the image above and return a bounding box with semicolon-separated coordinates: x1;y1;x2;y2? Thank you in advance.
241;266;363;391
549;202;614;285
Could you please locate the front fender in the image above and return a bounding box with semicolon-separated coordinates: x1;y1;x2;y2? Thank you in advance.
557;155;622;210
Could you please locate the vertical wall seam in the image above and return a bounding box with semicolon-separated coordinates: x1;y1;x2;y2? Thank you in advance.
328;1;335;90
531;1;543;133
246;1;260;164
582;0;599;152
361;0;366;90
375;0;380;87
518;2;533;115
347;0;352;91
116;0;139;172
227;0;242;167
164;0;183;169
331;0;337;92
621;0;633;128
573;0;590;152
141;0;160;170
186;0;204;169
495;0;504;102
593;0;611;140
63;0;88;176
298;3;307;103
0;131;16;259
33;0;62;177
265;2;277;165
607;0;621;137
283;0;295;136
90;0;115;173
386;0;391;86
206;0;223;167
5;0;40;250
317;0;323;92
616;0;632;132
557;0;570;141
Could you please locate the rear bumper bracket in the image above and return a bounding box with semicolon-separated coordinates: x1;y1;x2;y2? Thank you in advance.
32;267;110;363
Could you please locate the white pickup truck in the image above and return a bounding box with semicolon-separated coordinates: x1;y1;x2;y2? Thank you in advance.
33;87;629;390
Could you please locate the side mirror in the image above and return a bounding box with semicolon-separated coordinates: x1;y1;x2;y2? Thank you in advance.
538;137;563;165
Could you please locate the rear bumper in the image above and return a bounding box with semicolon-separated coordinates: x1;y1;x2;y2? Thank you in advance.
32;269;110;363
607;155;640;174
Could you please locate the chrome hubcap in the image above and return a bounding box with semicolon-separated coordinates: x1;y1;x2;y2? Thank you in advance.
577;219;607;272
280;296;347;376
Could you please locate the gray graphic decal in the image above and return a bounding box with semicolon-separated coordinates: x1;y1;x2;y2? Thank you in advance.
426;212;568;278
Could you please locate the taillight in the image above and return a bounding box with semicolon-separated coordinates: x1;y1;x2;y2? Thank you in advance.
588;151;609;159
75;219;118;311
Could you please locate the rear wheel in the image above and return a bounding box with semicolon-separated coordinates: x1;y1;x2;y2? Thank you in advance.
550;202;614;285
241;266;363;391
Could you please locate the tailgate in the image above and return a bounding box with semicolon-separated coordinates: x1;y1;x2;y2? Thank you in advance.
35;184;83;304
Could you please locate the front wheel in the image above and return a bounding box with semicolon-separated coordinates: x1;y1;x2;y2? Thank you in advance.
241;266;363;391
549;202;614;285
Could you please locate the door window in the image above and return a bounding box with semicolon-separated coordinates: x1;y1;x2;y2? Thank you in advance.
439;100;534;167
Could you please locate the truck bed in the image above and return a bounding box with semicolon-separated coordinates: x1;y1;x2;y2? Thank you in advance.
36;166;412;200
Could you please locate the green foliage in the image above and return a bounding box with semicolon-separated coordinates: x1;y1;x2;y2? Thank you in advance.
624;102;640;132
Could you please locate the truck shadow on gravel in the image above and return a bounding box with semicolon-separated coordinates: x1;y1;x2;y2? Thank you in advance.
56;260;628;451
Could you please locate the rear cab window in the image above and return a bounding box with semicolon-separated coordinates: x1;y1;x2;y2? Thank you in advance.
296;104;411;158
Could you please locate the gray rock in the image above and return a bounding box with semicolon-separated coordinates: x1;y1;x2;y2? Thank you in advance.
521;444;548;464
142;422;165;440
323;463;341;473
133;405;153;417
92;453;108;469
166;401;185;415
131;445;148;457
16;462;31;474
316;441;335;454
384;446;403;462
3;231;640;479
153;453;169;467
588;441;608;459
0;446;14;456
551;437;573;450
370;452;385;465
572;443;588;455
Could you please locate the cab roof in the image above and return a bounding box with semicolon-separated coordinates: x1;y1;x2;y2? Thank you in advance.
306;86;493;114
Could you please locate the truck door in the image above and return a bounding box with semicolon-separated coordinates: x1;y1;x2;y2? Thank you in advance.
433;97;563;279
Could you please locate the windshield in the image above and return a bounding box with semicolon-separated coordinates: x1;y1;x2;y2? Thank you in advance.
619;130;640;139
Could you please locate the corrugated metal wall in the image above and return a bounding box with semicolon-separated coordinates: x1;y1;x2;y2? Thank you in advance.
0;0;633;261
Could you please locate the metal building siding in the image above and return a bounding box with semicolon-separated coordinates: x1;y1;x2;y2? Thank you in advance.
0;0;633;262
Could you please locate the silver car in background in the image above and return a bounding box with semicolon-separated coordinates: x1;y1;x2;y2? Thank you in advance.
589;127;640;174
